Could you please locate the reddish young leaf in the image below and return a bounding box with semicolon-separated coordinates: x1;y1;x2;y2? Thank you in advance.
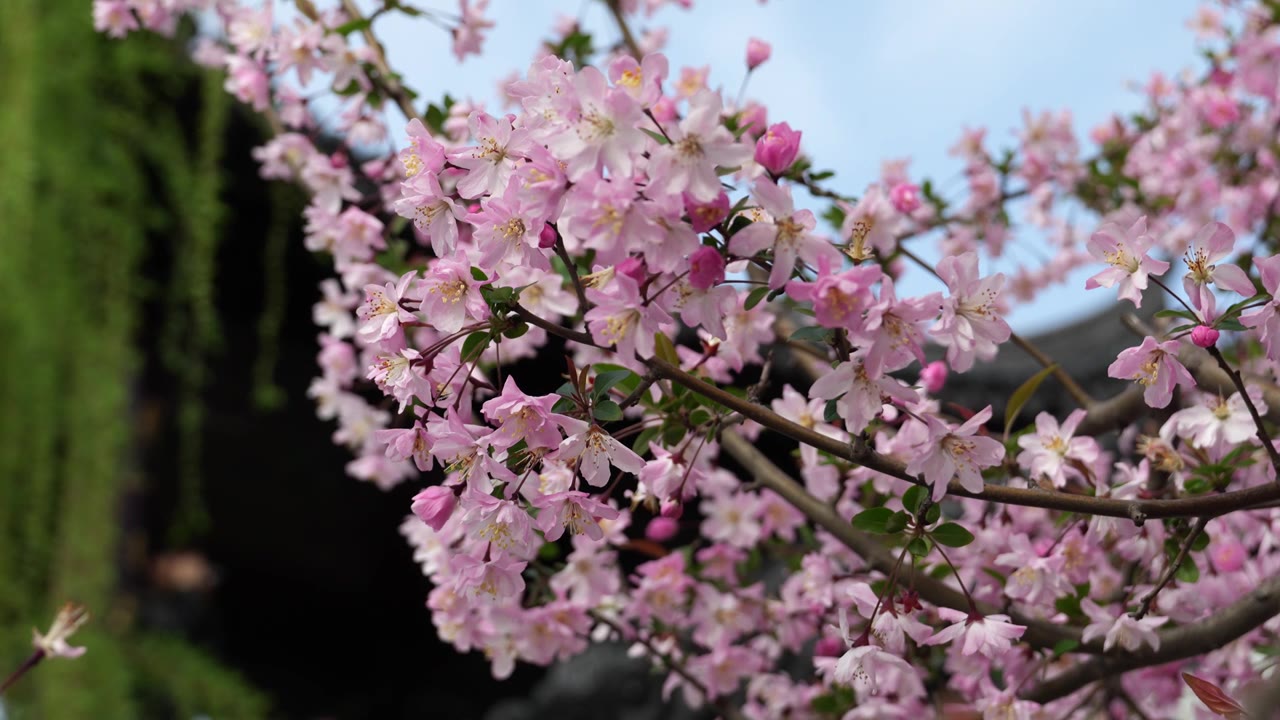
1182;673;1247;719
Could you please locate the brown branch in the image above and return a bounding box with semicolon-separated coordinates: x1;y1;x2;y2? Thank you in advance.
1208;346;1280;474
1022;574;1280;703
646;356;1280;520
339;0;420;122
718;432;1083;650
1133;517;1207;620
603;0;643;59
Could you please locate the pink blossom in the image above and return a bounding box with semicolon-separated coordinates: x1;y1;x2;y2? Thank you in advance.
584;273;672;360
888;182;922;214
1015;409;1099;488
905;406;1006;501
648;90;751;202
1183;222;1255;312
1107;336;1196;409
785;260;881;331
461;488;537;560
608;53;667;107
730;178;840;289
809;354;919;435
481;377;569;450
841;186;899;261
753;122;801;175
419;254;489;334
1162;390;1260;450
533;491;620;542
688;246;726;290
1084;216;1170;307
1242;254;1280;361
452;0;494;61
931;252;1011;373
411;486;458;531
93;0;139;37
1080;599;1167;652
545;66;647;181
557;418;646;487
452;554;526;601
684;191;730;233
923;608;1025;658
449;111;533;199
356;271;418;344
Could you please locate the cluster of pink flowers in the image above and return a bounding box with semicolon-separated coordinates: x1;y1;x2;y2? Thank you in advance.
97;0;1280;717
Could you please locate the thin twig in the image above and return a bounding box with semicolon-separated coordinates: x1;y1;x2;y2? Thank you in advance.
1134;517;1208;620
1208;346;1280;475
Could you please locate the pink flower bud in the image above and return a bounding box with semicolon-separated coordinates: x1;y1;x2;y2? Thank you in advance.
650;95;678;124
684;191;730;233
889;182;922;214
616;257;647;284
688;246;726;290
660;499;683;519
920;360;948;394
645;516;679;542
745;37;771;70
813;636;844;658
539;223;558;249
754;122;801;175
411;486;457;532
1191;325;1220;348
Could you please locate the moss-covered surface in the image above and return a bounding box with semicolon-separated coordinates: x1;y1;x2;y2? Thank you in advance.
0;2;267;716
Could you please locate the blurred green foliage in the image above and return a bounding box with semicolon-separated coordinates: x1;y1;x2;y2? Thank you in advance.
0;1;267;717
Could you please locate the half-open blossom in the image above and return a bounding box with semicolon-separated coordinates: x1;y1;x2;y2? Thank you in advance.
785;260;881;331
356;271;418;343
889;182;921;214
688;246;726;290
905;405;1005;501
1085;216;1170;307
481;376;569;450
919;360;948;394
754;122;801;175
411;486;458;531
1107;336;1195;409
1190;324;1220;347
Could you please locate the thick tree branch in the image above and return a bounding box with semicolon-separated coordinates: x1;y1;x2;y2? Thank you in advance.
718;431;1083;650
1022;574;1280;703
647;356;1280;520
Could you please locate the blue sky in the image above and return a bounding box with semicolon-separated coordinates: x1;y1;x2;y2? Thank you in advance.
369;0;1206;333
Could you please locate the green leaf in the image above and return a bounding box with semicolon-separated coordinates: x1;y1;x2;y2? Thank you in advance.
1051;639;1079;658
790;325;831;343
906;536;932;558
884;511;910;535
1183;476;1210;495
1175;556;1200;583
654;332;679;366
931;522;975;547
593;369;635;400
744;286;770;310
851;507;894;534
1003;364;1058;439
461;331;490;361
823;399;840;423
631;426;661;454
552;397;577;414
924;502;941;526
1155;308;1199;321
903;486;927;516
640;127;671;145
593;400;623;422
1216;319;1247;332
333;17;374;35
470;266;489;282
1055;595;1082;618
537;542;561;561
1191;532;1211;552
502;322;530;339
